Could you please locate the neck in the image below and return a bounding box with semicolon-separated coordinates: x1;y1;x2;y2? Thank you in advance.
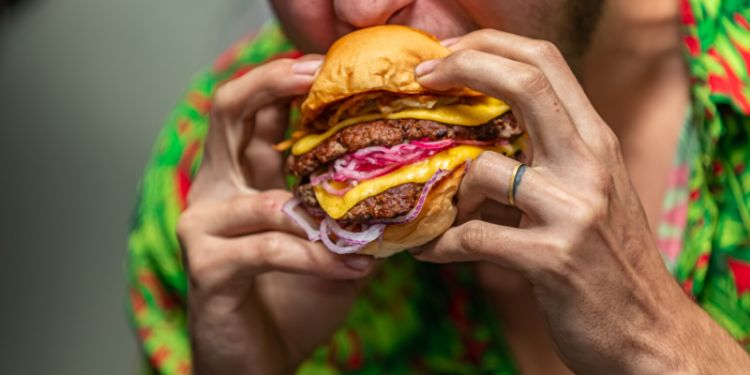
581;0;689;141
581;0;690;234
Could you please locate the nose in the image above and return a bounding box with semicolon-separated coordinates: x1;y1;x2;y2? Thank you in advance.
333;0;415;28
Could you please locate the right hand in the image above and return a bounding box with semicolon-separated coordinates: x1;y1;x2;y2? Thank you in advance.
177;56;376;375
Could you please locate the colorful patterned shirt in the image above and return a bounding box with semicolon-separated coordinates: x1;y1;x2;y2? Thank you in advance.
126;1;750;373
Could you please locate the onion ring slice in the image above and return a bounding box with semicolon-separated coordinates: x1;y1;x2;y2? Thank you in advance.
281;198;321;241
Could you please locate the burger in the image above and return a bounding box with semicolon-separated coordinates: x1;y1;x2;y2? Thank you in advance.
279;25;524;258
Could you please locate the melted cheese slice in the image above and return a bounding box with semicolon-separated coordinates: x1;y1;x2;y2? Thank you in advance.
315;145;485;219
292;96;510;155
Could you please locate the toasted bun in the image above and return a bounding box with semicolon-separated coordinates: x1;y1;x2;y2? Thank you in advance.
359;164;465;258
300;25;478;127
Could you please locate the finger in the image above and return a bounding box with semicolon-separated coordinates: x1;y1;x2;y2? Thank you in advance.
413;220;548;274
230;232;375;280
243;103;290;190
188;190;309;237
212;55;323;118
444;30;620;164
416;49;584;160
457;151;561;221
196;55;323;195
446;30;601;128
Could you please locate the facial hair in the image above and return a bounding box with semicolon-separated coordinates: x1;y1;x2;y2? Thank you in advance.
556;0;606;74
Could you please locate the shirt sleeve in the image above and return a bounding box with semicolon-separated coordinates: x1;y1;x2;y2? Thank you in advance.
680;0;750;351
124;22;297;374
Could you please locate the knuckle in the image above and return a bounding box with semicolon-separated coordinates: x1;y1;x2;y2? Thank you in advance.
571;196;608;231
229;194;256;217
529;245;567;279
212;82;239;114
176;209;200;240
468;153;491;182
542;233;584;280
546;234;574;254
254;191;286;216
258;233;283;264
514;66;549;96
588;164;616;197
470;28;502;45
528;40;563;62
572;203;596;229
472;151;494;170
458;220;487;251
446;49;479;70
183;237;221;281
267;58;294;71
230;192;277;219
548;248;578;281
600;127;622;156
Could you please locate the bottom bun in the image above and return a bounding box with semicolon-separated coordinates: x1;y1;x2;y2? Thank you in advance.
359;164;466;258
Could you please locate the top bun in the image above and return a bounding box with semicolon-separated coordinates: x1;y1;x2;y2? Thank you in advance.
300;25;476;127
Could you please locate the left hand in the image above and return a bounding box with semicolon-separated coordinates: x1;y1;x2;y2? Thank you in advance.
413;29;749;374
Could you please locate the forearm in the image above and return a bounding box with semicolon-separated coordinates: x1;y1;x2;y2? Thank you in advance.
630;288;750;374
189;274;366;375
675;302;750;374
257;272;365;364
190;291;291;375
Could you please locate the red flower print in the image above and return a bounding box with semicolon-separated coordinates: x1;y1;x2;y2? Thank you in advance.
728;257;750;294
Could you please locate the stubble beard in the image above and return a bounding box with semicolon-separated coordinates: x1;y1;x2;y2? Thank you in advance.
556;0;606;76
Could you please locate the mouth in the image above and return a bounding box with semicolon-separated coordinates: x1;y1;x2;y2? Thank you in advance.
333;1;478;43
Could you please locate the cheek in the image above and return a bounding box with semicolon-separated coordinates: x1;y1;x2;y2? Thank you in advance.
270;0;340;53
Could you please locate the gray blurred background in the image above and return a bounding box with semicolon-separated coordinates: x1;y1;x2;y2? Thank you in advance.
1;0;271;373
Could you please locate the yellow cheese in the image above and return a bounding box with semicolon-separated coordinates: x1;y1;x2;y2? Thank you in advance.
314;145;485;219
292;96;510;155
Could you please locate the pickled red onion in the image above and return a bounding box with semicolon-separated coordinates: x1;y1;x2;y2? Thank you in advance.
319;219;385;254
328;139;457;183
319;220;361;254
322;180;352;196
310;172;332;186
285;166;462;254
324;217;385;245
281;198;320;241
410;138;454;149
371;168;450;224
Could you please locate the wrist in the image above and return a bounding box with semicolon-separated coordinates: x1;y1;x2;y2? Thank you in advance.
190;295;292;375
632;290;750;375
616;283;698;374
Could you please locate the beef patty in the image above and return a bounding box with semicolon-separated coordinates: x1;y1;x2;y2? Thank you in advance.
296;182;423;222
287;112;519;177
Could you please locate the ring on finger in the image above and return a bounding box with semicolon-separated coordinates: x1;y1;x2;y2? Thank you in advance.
507;163;527;207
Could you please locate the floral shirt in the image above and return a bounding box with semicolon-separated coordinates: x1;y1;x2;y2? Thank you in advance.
126;1;750;373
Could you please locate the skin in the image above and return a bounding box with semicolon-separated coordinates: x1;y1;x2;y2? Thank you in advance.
177;0;750;373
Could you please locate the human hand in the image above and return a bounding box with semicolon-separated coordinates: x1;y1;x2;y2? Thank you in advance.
413;29;749;374
177;56;375;375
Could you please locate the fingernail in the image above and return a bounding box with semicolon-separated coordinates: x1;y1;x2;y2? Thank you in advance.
343;256;372;271
415;59;439;77
440;37;460;48
292;60;323;75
